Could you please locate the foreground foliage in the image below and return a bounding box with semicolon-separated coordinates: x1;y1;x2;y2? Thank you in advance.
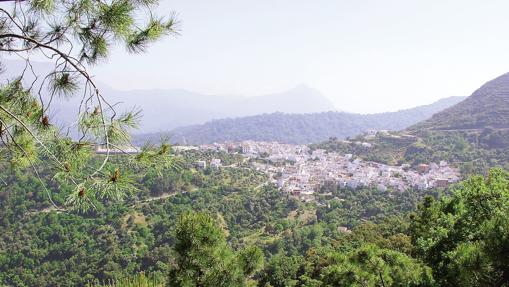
167;213;263;287
1;146;509;286
0;0;179;211
411;168;509;286
88;273;162;287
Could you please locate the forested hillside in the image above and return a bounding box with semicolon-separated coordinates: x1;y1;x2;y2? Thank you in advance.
313;72;509;174
413;72;509;130
0;149;436;286
138;96;465;145
3;148;509;286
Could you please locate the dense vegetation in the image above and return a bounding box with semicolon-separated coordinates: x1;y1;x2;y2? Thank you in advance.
4;146;509;286
145;97;464;145
413;72;509;131
0;149;433;286
312;127;509;175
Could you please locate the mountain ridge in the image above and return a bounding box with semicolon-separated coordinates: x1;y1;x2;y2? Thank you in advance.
2;60;337;132
135;96;466;145
411;72;509;131
312;71;509;172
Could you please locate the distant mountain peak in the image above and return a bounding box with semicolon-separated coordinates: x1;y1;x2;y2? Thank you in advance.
287;84;324;98
292;83;314;91
3;60;339;133
243;85;336;114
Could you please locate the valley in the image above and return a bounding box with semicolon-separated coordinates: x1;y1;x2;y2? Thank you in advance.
2;68;509;286
3;1;509;286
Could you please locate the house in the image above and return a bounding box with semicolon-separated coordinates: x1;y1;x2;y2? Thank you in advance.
195;161;207;169
417;164;430;174
434;179;449;188
95;145;140;155
416;180;429;191
210;158;221;169
173;145;198;152
241;143;251;154
367;130;377;136
338;226;352;234
227;144;237;153
290;188;302;196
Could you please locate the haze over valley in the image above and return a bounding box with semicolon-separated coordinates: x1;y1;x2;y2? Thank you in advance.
5;59;465;142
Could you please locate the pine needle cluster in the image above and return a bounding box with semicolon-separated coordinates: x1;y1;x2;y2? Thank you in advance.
0;0;180;212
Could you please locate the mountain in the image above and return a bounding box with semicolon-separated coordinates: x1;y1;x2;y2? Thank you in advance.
91;84;336;133
313;72;509;173
2;60;336;132
137;96;465;145
238;84;335;115
412;72;509;131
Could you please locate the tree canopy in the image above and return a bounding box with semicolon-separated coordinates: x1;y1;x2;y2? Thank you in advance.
411;168;509;286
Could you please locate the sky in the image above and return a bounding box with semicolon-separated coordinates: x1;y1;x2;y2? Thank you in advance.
91;0;509;114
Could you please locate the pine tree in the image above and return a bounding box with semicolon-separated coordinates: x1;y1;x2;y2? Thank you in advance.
168;212;264;287
0;0;180;211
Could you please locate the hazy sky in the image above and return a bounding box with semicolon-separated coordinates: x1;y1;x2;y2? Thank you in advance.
91;0;509;113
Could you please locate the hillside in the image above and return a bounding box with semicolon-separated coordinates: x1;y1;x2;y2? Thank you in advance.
138;96;465;145
313;72;509;173
413;72;509;130
3;60;336;132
